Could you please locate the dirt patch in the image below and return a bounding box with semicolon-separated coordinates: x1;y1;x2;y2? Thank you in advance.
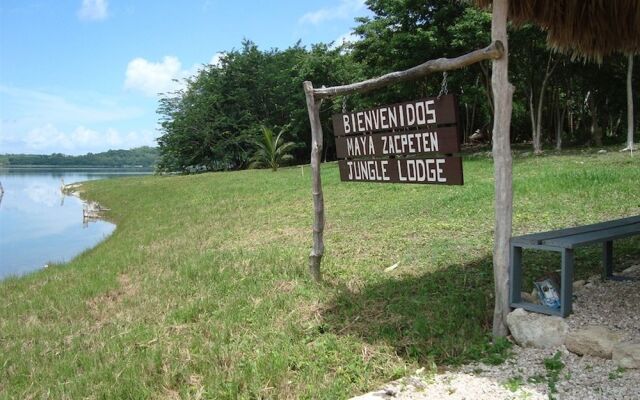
215;225;308;252
274;280;297;293
85;273;139;328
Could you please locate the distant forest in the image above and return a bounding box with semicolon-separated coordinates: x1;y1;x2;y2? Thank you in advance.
0;146;159;168
157;1;638;172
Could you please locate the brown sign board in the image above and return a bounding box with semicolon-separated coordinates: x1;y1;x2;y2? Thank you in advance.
335;126;460;159
338;157;463;185
332;94;458;137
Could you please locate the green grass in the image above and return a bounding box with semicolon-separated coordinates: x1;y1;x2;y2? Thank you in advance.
543;351;565;399
608;367;626;380
503;375;524;392
1;151;639;399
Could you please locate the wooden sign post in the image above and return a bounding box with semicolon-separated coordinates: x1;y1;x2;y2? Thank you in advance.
303;41;504;282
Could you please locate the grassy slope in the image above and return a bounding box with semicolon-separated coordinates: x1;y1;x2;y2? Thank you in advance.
1;151;639;399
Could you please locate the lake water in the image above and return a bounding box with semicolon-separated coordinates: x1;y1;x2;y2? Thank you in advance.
0;168;151;279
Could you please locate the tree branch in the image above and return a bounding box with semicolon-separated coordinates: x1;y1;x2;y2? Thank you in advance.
312;41;504;99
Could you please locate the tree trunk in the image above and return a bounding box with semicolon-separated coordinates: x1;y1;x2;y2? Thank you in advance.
556;102;567;151
530;55;558;154
528;88;536;147
590;99;602;147
491;0;514;338
464;78;479;144
303;81;324;282
479;61;495;126
626;54;636;151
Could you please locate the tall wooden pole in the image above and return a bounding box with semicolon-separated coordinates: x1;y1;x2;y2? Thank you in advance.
303;81;324;282
491;0;514;337
626;54;636;151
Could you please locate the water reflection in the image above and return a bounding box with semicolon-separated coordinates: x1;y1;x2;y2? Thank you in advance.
0;168;151;279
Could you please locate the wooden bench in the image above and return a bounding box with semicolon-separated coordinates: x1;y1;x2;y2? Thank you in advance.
510;215;640;317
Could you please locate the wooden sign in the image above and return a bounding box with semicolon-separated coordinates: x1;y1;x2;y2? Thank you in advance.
338;157;463;185
335;126;460;159
332;94;462;186
332;94;457;137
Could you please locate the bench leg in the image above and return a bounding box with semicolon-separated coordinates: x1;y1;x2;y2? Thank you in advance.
603;241;613;279
560;248;574;317
510;245;523;304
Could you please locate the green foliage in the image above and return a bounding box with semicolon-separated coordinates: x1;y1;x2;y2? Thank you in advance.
249;126;296;171
466;335;513;366
543;351;565;398
503;375;524;392
480;337;512;365
156;2;638;172
608;367;626;380
156;40;360;173
0;147;158;168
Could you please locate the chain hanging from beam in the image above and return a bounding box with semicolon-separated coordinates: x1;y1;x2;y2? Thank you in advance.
437;71;449;99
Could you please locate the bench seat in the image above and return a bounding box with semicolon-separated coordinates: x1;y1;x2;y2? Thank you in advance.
510;215;640;317
512;215;640;247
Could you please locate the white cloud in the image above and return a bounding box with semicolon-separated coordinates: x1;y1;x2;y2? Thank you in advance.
210;52;225;68
0;85;143;130
124;56;185;97
17;124;156;155
299;0;365;25
333;31;361;48
77;0;108;22
0;85;151;154
124;54;224;96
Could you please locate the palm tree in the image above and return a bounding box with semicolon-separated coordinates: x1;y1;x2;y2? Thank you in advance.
249;126;296;171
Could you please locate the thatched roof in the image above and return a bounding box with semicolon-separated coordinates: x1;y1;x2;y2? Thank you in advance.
474;0;640;61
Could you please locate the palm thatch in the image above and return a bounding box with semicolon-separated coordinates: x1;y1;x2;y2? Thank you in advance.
474;0;640;61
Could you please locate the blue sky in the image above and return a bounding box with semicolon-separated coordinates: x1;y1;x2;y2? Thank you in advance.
0;0;371;155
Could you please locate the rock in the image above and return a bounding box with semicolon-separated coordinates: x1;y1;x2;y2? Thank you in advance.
587;274;601;283
598;149;607;154
573;280;586;290
384;262;399;272
565;326;622;359
622;265;640;275
521;291;539;304
506;308;568;349
613;342;640;369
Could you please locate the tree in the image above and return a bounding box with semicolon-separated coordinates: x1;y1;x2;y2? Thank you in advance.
624;54;636;151
248;126;295;171
156;39;362;172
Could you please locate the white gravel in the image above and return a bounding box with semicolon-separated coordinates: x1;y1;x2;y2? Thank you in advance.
568;266;640;341
351;264;640;400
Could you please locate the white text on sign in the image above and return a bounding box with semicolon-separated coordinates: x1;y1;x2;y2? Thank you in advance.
342;99;437;134
345;131;440;157
344;159;447;183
